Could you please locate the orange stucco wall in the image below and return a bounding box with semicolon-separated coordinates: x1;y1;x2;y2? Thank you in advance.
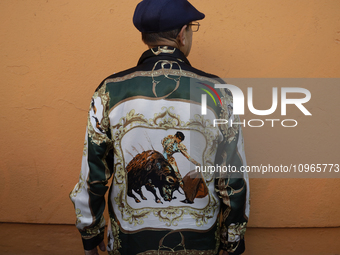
0;0;339;254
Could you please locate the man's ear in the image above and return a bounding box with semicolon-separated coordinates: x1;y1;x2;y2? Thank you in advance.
177;25;187;46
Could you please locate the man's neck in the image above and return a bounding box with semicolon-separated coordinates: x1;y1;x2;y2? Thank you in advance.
147;40;180;51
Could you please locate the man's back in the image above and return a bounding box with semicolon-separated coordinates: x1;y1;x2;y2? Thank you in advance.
70;1;249;254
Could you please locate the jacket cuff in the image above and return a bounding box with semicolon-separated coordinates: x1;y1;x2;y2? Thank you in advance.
82;231;105;251
219;239;245;255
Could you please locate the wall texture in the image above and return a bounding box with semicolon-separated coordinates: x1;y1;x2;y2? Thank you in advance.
0;0;339;254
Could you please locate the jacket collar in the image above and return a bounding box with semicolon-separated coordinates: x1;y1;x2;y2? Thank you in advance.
137;46;191;66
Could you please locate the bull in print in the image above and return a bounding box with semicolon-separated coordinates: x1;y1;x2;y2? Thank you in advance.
126;150;181;204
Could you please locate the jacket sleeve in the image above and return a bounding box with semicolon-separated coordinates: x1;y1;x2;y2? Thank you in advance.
69;84;114;250
215;88;250;254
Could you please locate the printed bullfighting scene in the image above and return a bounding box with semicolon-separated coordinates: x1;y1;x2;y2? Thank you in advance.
125;131;208;206
109;99;222;231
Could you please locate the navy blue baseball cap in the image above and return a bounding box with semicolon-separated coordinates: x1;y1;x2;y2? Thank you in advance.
133;0;205;33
